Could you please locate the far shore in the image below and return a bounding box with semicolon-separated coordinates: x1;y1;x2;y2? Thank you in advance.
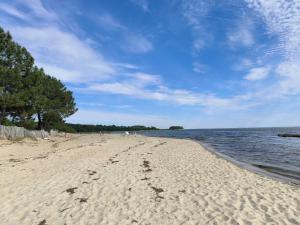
0;134;299;225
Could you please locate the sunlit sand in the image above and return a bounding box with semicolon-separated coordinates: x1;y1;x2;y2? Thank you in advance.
0;134;299;225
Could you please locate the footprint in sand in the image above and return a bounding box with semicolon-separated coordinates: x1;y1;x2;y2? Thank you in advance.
38;219;47;225
65;187;78;195
153;142;167;148
141;160;152;172
87;170;97;176
151;186;164;201
76;198;88;203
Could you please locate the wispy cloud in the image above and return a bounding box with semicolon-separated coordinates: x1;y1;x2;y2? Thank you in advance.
8;25;116;83
0;1;153;85
95;12;153;53
244;66;270;81
0;2;27;20
129;0;149;12
97;13;126;31
0;0;57;23
232;58;254;71
240;0;300;101
20;0;57;21
181;0;212;27
122;33;153;53
79;72;235;108
127;72;161;85
193;62;206;74
181;0;214;53
275;61;300;96
192;38;205;52
244;0;300;60
227;19;255;47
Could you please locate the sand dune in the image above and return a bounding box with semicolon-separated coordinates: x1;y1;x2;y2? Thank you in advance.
0;134;299;225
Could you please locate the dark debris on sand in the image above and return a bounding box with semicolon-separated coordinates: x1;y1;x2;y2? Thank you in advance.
151;186;164;201
65;187;78;195
38;219;47;225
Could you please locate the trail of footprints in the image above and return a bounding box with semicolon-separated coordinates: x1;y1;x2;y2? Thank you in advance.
138;141;187;205
37;168;99;225
140;158;165;202
4;141;105;168
36;140;186;225
36;141;146;225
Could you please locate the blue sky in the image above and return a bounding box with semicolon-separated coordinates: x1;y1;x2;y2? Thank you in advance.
1;0;300;128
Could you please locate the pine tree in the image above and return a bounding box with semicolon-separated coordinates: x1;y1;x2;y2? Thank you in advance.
0;27;34;124
0;26;77;131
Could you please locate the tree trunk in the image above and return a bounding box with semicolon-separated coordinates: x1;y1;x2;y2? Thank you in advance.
0;107;6;125
37;112;42;130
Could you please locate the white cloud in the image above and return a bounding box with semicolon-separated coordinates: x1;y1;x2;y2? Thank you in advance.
181;0;214;53
193;62;206;73
232;58;254;71
95;12;153;54
275;61;300;95
80;73;233;107
0;1;120;84
129;0;149;12
122;33;153;53
1;2;153;86
182;0;212;27
244;0;300;60
97;13;126;30
244;66;271;81
0;3;27;19
20;0;56;20
192;37;206;53
112;63;139;70
228;26;254;47
276;61;300;80
88;82;138;96
0;0;56;22
127;72;161;85
7;26;116;83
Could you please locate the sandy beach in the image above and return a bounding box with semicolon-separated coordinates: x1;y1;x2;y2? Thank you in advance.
0;134;299;225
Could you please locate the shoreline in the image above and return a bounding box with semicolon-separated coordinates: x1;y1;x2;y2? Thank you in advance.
0;134;299;224
192;139;300;186
140;132;300;186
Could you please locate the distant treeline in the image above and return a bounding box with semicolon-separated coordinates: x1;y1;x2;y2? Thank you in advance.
0;26;77;131
68;123;158;132
169;126;184;130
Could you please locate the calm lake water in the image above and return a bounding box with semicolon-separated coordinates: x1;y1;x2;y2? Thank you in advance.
141;128;300;184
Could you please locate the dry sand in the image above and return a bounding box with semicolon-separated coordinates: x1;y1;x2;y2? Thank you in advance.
0;134;299;225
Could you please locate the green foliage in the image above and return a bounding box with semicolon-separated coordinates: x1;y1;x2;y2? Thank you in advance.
68;123;158;132
0;26;77;132
23;68;77;130
50;122;77;133
0;27;34;123
15;119;37;130
1;118;15;126
169;126;184;130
